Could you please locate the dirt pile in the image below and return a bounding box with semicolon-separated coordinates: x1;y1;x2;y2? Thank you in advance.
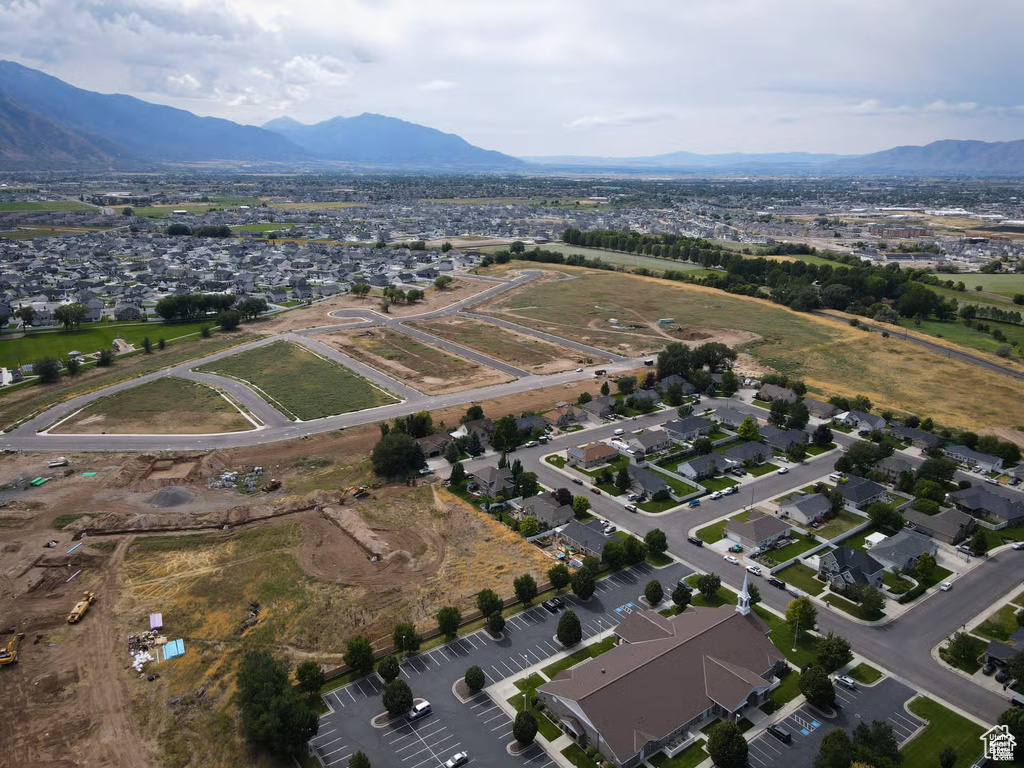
321;504;392;560
107;453;229;492
146;486;196;508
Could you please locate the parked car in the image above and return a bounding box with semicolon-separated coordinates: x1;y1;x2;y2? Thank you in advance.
982;663;996;676
767;576;785;589
1013;542;1024;550
729;544;743;553
688;499;701;507
731;468;746;476
834;675;858;690
542;597;565;614
766;725;792;744
786;585;805;598
419;467;435;475
523;440;539;448
1010;477;1021;486
725;486;739;495
572;478;584;485
575;367;583;372
724;555;740;565
996;669;1012;684
591;487;601;495
627;493;642;502
625;504;638;513
745;565;762;576
677;578;693;592
602;525;617;536
409;701;432;720
709;491;723;500
686;535;704;547
777;467;789;475
444;752;469;768
940;582;953;591
613;428;625;436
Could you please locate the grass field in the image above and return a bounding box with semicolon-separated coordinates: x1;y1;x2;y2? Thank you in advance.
0;320;212;369
0;200;93;212
776;562;826;595
413;316;588;372
52;377;253;434
848;663;883;684
196;340;398;420
974;603;1022;642
752;604;818;668
541;636;616;679
910;317;1024;361
230;222;300;233
959;273;1024;297
649;739;708;768
814;509;865;540
902;698;986;768
481;265;1024;430
534;242;715;275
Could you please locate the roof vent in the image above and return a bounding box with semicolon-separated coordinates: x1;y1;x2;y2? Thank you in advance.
601;668;606;674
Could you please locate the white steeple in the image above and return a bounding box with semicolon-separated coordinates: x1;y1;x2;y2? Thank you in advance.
736;571;751;616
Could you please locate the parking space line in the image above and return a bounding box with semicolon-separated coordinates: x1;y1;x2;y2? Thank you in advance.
400;665;412;679
345;687;357;703
483;712;506;723
311;728;337;742
491;664;506;681
325;753;352;766
314;736;347;749
322;744;351;758
329;691;345;707
524;750;550;763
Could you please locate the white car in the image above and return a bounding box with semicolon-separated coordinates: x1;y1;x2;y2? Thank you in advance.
777;467;789;475
940;582;953;591
724;555;740;565
575;367;583;373
444;752;469;768
745;565;762;576
834;675;858;690
1013;542;1024;551
709;491;723;500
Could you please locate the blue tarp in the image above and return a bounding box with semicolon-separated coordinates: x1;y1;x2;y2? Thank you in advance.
163;638;185;661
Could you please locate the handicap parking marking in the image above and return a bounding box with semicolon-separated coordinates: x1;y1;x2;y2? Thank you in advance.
788;711;820;736
614;601;636;615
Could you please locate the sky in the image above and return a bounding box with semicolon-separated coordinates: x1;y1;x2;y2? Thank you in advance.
1;0;1023;157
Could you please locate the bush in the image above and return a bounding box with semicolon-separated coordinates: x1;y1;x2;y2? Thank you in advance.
377;654;400;684
476;589;502;619
436;606;461;639
487;611;505;636
464;665;485;693
344;636;375;676
382;678;413;716
97;349;114;367
33;356;61;384
557;610;583;647
644;580;664;606
513;710;538;745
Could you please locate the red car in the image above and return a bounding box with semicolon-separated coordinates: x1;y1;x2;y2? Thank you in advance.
590;487;601;494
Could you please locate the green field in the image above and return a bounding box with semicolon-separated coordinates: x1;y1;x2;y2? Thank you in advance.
960;273;1024;297
974;603;1022;642
0;321;212;369
195;340;398;420
910;317;1024;360
775;562;826;596
902;698;987;768
0;200;93;212
230;223;297;233
535;242;715;275
849;663;883;684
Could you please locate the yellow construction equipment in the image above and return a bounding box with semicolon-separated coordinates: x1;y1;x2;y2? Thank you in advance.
67;591;95;624
345;485;370;499
0;633;24;666
261;478;282;493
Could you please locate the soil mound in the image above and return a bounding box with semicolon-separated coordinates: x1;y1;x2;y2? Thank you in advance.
146;486;195;508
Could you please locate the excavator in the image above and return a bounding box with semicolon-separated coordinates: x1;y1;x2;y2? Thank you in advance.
343;485;370;499
0;633;25;666
67;591;95;624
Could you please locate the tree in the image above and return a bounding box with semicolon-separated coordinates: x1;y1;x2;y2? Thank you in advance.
866;502;903;534
97;348;114;367
440;241;452;253
787;401;811;429
812;423;833;446
54;303;87;329
557;609;583;646
548;563;571;592
519;516;540;537
645;528;668;555
786;597;817;637
800;664;836;710
379;298;391;314
939;746;957;768
720;369;739;397
600;381;610;396
696;572;721;600
946;631;980;669
706;720;748;768
441;440;462;468
237;296;270;321
491;414;521;452
622;535;648;565
815;633;853;673
296;661;326;695
200;323;212;338
513;573;538;605
602;538;626;570
998;707;1024;753
737;415;760;440
615;375;636;396
236;650;319;756
437;606;461;639
141;335;152;354
15;305;36;328
487;611;505;636
434;275;454;290
788;443;807;462
1007;651;1024;686
377;654;400;684
916;552;936;580
851;721;901;767
672;583;691;610
65;356;80;376
571;495;591;519
644;579;664;606
477;589;502;619
34;356;61;384
692;436;713;455
509;240;526;254
814;728;853;768
465;665;485;693
448;461;467;487
513;710;538;746
344;636;375;676
615;465;630;493
658;342;694;380
572;565;596;600
349;752;371;768
969;529;989;555
370;432;425;478
393;623;421;654
217;309;242;331
466;431;483;457
748;583;761;605
769;398;789;427
383;678;413;717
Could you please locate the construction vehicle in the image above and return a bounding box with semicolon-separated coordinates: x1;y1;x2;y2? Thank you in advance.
47;456;69;468
67;591;95;624
344;485;370;499
0;633;25;666
261;478;282;493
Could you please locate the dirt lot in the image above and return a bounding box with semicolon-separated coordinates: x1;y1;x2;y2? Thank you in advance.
313;327;512;395
51;377;256;435
412;315;600;372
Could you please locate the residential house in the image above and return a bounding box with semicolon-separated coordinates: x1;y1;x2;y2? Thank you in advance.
756;384;797;403
567;441;620;469
1013;465;1024;483
544;402;579;428
624;428;672;457
984;628;1024;668
663;416;715;443
724;511;792;551
817;546;884;590
559;519;609;558
868;529;937;574
804;398;839;421
834;410;887;433
778;493;832;526
515;414;548;435
904;507;976;545
944;445;1004;473
518;495;574;530
581;395;617;420
758;425;808;453
628;388;662;407
537;601;785;768
655;374;694;396
722;441;770;467
874;455;915;482
836;476;888;510
415;433;451;458
470;466;515;498
457;417;494;446
678;454;721;481
887;424;943;450
949;485;1024;527
113;303;144;321
627;464;671;499
713;407;748;430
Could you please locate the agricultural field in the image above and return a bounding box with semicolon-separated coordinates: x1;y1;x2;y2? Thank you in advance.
480;264;1024;430
525;242;716;275
51;377;254;435
115;486;553;767
412;315;601;373
0;200;94;212
315;327;512;394
195;340;398;420
0;320;213;369
957;273;1024;297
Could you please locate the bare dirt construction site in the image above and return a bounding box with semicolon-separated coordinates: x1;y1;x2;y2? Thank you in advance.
0;437;554;768
313;327;512;394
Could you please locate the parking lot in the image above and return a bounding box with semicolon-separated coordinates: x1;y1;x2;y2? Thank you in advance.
747;678;922;768
311;561;691;767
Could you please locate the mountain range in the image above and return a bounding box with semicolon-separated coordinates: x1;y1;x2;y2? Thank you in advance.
0;61;1022;174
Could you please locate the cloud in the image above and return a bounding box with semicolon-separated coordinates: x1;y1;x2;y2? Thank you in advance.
418;79;457;91
565;111;677;130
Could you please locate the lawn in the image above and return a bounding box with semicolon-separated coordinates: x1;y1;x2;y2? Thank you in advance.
696;519;728;543
0;200;93;211
1014;589;1024;608
959;273;1024;298
760;535;820;565
509;673;561;741
974;603;1022;643
824;593;884;621
805;442;837;456
848;663;883;685
700;475;739;492
840;525;880;551
52;377;254;434
752;605;818;668
684;575;738;608
649;739;708;768
748;462;781;477
759;668;802;714
545;455;567;468
0;320;214;369
775;562;827;596
195;340;398;421
638;497;682;513
537;242;713;275
541;636;616;679
902;697;985;768
648;467;699;496
981;524;1024;550
883;570;915;595
939;633;987;675
814;509;865;541
561;744;600;768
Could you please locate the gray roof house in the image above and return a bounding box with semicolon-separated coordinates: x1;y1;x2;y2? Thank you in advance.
944;445;1004;473
724;512;792;551
758;425;808;453
874;455;915;481
804;398;839;420
663;416;715;443
949;485;1024;526
778;493;832;526
818;546;884;589
537;604;785;768
836;476;888;510
625;429;672;457
678;454;721;481
519;495;574;530
627;464;671;498
835;410;887;433
581;395;617;420
655;374;694;395
713;407;748;429
470;466;515;498
756;384;798;403
722;441;770;467
868;529;937;574
904;507;976;544
559;519;609;558
887;424;943;450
